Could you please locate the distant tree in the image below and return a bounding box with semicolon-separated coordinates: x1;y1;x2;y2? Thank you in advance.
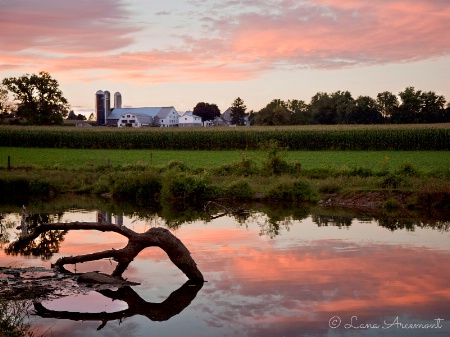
420;91;446;123
67;110;77;120
255;99;290;125
376;91;399;121
309;92;337;124
76;114;87;121
288;99;311;125
332;91;355;124
2;71;69;125
193;102;220;122
349;96;384;124
0;84;16;120
88;113;95;121
230;97;247;125
393;87;423;123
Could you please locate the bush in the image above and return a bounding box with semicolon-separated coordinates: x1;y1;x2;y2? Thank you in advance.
162;173;215;201
262;140;291;175
381;174;407;189
111;172;162;201
225;180;254;199
397;162;418;177
319;182;342;194
268;180;317;201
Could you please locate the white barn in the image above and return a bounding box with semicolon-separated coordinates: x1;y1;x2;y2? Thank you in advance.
106;107;179;127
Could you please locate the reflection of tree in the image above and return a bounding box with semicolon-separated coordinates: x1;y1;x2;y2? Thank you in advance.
312;214;353;228
0;213;15;247
5;212;67;260
33;280;203;330
0;299;35;337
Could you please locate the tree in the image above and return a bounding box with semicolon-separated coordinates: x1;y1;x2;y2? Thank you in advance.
230;97;247;126
67;110;77;120
420;91;446;123
376;91;399;120
332;91;355;124
2;71;69;125
349;96;384;124
288;99;311;125
255;99;290;125
76;114;87;121
392;87;423;123
0;84;16;120
192;102;220;122
309;92;337;124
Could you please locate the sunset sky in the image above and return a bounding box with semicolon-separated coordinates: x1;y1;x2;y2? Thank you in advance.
1;0;450;116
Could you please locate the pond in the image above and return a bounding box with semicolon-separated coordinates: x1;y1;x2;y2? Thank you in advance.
0;199;449;337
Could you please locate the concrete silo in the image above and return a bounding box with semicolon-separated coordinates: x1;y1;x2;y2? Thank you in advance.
114;92;122;109
104;90;111;117
95;90;105;125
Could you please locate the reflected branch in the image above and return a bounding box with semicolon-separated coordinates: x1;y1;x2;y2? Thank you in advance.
33;280;203;329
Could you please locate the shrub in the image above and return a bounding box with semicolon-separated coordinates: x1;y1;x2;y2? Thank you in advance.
225;180;254;199
319;183;342;194
162;173;215;201
381;174;407;189
166;160;189;172
397;162;419;177
268;180;317;201
383;197;400;211
111;172;162;201
262;140;291;175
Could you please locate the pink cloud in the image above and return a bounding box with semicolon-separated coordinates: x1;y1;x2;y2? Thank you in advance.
1;0;449;83
0;0;138;54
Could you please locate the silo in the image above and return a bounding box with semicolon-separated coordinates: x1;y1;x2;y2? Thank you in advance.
114;92;122;108
104;90;111;117
96;90;105;125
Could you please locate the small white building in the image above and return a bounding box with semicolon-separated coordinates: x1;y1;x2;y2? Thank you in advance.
118;113;152;127
178;111;202;127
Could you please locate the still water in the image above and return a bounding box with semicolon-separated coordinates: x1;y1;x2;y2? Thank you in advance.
1;201;449;337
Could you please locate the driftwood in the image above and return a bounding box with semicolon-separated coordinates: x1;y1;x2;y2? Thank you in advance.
10;221;204;282
33;280;203;330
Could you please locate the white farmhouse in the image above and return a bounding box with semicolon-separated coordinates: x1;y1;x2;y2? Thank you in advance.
178;111;202;127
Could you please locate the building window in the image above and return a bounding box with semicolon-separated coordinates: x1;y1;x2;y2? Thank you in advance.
122;120;128;123
130;120;135;123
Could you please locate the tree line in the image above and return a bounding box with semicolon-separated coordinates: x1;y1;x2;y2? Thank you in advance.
251;88;450;125
2;71;449;126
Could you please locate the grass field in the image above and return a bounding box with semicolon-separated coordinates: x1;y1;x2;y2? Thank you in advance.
1;147;449;173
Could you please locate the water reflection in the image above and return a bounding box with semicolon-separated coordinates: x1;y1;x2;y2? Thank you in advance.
1;200;449;336
34;280;203;330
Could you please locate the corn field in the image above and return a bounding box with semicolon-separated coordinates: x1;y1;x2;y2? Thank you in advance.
0;124;449;150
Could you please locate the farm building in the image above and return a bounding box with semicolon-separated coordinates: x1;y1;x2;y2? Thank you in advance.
179;111;202;127
106;107;179;127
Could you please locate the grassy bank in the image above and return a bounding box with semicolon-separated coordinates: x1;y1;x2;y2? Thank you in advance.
1;145;449;213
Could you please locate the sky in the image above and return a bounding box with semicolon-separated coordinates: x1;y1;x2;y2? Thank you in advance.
1;0;450;116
